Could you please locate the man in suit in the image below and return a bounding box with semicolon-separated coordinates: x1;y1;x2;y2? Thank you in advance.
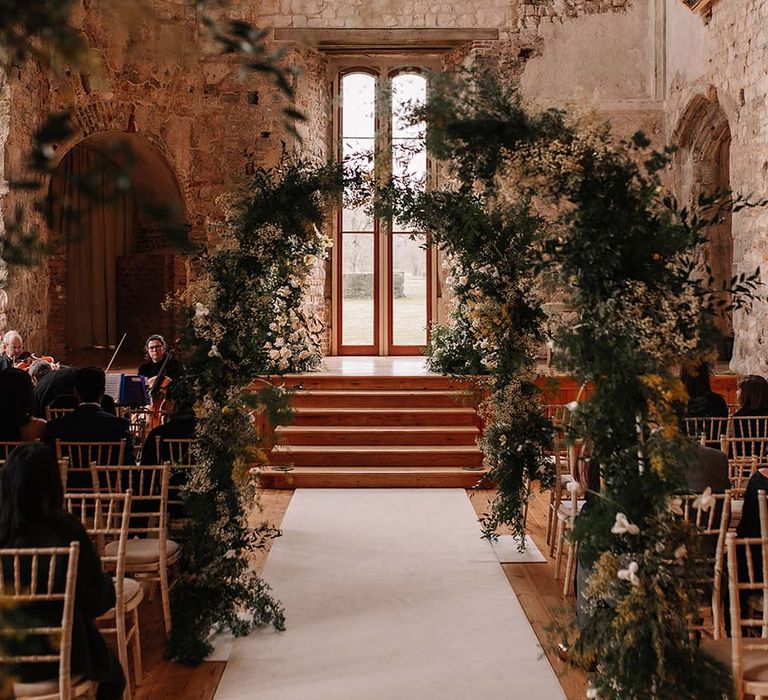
44;367;135;473
34;365;116;418
0;330;24;371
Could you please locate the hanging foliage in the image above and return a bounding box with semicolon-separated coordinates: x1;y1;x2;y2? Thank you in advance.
166;154;362;664
384;68;765;697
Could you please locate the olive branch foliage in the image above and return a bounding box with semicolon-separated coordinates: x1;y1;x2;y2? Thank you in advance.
380;67;765;698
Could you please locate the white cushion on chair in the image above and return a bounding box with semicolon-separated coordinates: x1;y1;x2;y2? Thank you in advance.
105;538;180;564
702;638;768;683
121;576;143;603
14;674;89;697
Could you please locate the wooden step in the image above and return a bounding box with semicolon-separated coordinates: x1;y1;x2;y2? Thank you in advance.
290;407;479;427
276;374;476;392
256;466;489;489
274;425;480;446
292;390;474;409
269;445;484;468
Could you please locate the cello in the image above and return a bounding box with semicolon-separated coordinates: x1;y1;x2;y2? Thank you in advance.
146;340;178;430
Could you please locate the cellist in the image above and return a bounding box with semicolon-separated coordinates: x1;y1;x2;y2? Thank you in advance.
138;335;182;379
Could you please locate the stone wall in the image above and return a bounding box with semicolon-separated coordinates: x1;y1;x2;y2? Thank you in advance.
665;0;768;373
0;0;693;359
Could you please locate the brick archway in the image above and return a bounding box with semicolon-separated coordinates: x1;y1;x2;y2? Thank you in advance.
673;91;733;357
47;131;188;359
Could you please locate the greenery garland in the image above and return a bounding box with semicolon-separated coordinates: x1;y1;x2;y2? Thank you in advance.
385;69;764;697
166;154;360;664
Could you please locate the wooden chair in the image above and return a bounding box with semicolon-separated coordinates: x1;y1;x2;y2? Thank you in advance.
119;408;169;459
0;542;97;699
684;416;730;447
545;439;571;549
46;407;75;422
65;492;142;699
0;441;25;460
703;491;768;699
91;463;178;637
731;416;768;441
157;438;197;530
55;440;126;492
677;492;731;639
721;436;764;491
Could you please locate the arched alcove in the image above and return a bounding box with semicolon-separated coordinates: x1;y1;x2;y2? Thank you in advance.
673;92;733;358
48;132;188;357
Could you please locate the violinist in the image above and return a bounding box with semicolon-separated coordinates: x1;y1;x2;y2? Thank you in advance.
0;330;25;371
138;335;181;380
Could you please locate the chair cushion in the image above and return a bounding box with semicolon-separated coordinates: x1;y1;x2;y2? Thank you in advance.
15;674;86;697
702;638;768;682
105;538;180;565
120;576;143;603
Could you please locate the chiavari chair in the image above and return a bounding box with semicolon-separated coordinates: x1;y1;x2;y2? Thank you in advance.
91;463;178;637
55;440;126;492
65;492;141;699
0;542;97;699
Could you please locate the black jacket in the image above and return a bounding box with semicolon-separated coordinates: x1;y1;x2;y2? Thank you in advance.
33;368;116;418
1;512;116;683
44;404;135;467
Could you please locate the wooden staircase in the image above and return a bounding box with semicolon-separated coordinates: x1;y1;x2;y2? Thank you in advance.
259;373;487;488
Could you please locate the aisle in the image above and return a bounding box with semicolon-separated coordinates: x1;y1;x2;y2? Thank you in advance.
214;489;566;700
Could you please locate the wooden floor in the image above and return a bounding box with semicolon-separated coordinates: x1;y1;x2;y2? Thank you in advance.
133;485;586;700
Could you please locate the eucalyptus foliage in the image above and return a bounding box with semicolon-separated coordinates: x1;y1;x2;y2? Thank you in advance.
166;155;357;664
386;68;765;697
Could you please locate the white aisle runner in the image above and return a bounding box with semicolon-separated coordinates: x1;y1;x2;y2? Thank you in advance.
214;489;566;700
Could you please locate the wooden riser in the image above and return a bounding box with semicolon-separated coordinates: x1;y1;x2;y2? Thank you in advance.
269;446;484;468
293;390;475;409
290;408;479;427
274;426;480;446
257;467;489;489
277;375;477;392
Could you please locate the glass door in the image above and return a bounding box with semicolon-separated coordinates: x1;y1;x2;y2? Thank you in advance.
336;67;431;356
338;71;378;355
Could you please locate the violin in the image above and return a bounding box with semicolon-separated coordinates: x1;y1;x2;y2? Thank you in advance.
14;353;61;371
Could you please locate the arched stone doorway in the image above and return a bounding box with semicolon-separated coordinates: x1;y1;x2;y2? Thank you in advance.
673;92;733;358
48;132;187;358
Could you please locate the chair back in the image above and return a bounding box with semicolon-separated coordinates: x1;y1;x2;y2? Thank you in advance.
119;407;169;455
90;463;170;543
0;542;80;699
45;407;75;422
731;416;768;440
721;435;768;463
0;442;24;460
684;417;730;446
64;491;131;588
55;439;126;492
725;494;768;699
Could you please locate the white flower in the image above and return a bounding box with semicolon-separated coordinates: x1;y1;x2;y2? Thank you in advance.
194;302;210;319
611;512;640;536
565;400;579;412
617;561;640;587
667;496;684;516
458;275;469;286
566;479;581;495
277;358;289;370
674;544;687;560
268;349;281;361
693;487;715;512
499;434;507;446
586;688;600;700
208;344;222;359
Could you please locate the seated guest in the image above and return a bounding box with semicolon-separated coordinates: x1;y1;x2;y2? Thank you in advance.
44;367;135;466
681;359;728;418
0;330;25;371
733;375;768;443
27;358;53;386
678;440;730;494
34;365;116;418
0;369;47;441
0;443;125;699
138;335;181;380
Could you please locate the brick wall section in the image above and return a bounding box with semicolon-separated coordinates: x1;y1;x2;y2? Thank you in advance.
116;252;185;354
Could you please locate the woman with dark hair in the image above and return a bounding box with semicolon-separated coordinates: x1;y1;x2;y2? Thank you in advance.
734;374;768;417
680;359;728;418
0;367;46;441
0;443;125;699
